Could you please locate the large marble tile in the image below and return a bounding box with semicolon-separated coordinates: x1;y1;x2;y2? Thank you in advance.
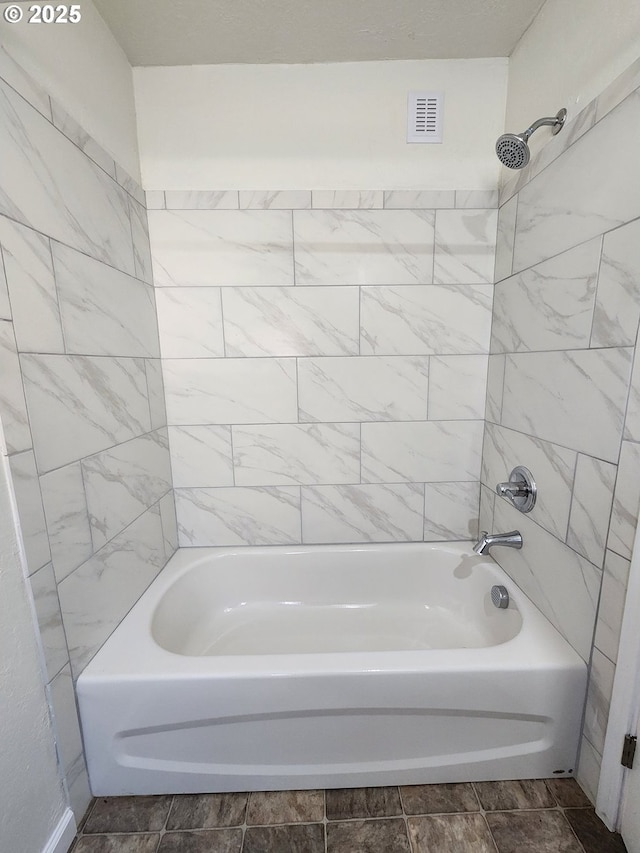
164;191;239;210
383;190;455;209
591;218;640;348
0;320;31;454
0;46;52;120
576;737;601;805
311;190;383;209
428;355;488;419
298;356;428;422
114;163;145;206
513;92;640;273
40;461;93;583
567;455;617;569
294;209;435;285
0;247;9;319
159;491;178;559
52;241;159;358
58;506;166;675
455;190;499;209
583;647;615;756
240;190;310;209
501;348;632;463
485;354;505;424
149;210;294;286
492;499;601;661
594;550;630;664
175;486;301;546
0;216;64;353
494;196;517;283
423;481;480;541
360;285;493;356
168;425;234;487
163;357;297;425
595;55;640;122
222;286;359;357
362;421;484;483
433;209;497;284
21;354;151;472
0;80;134;275
8;449;50;572
479;482;495;535
491;238;600;353
48;664;84;775
482;423;576;541
145;190;165;209
50;100;116;178
82;429;172;549
233;423;360;486
29;563;68;681
608;440;640;559
301;483;424;543
129;196;154;284
145;359;167;430
156;287;224;358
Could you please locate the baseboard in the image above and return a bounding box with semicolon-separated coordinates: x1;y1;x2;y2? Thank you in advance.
42;808;77;853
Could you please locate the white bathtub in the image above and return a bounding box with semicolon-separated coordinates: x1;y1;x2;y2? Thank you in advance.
77;542;587;796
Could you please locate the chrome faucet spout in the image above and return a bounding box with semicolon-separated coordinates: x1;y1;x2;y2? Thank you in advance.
473;530;523;556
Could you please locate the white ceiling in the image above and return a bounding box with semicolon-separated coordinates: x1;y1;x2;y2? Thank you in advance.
94;0;547;66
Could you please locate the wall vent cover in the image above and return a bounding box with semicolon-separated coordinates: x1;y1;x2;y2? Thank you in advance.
407;92;444;144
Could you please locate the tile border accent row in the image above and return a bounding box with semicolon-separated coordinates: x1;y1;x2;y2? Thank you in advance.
146;189;500;210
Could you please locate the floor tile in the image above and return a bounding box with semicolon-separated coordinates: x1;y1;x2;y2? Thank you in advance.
167;793;248;829
565;808;628;853
84;797;173;833
546;779;592;808
408;813;495;852
243;823;325;853
158;828;243;852
325;786;402;820
246;790;324;824
401;782;479;814
486;810;583;852
474;780;556;810
72;835;160;853
327;818;411;852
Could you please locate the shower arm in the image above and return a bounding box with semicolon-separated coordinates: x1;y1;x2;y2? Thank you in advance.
521;112;566;142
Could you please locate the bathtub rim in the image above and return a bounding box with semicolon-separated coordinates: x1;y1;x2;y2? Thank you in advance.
78;540;586;682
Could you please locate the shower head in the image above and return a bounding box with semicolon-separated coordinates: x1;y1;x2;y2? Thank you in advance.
496;108;567;169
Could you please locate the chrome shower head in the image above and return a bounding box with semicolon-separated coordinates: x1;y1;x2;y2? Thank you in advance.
496;108;567;169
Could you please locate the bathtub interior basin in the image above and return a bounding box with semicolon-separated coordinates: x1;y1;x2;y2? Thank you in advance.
150;546;523;656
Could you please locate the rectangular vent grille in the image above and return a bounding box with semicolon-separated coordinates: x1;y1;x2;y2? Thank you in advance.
407;92;443;144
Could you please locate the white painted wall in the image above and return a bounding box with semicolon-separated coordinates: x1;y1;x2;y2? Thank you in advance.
0;0;140;179
0;442;67;853
134;59;508;190
507;0;640;155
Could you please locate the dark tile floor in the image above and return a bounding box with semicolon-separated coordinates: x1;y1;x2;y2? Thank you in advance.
71;779;628;852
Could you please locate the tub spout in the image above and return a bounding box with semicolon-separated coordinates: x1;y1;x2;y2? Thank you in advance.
473;530;523;556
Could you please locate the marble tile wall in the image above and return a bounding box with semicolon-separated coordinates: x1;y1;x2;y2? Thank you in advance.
147;191;498;548
0;51;175;821
483;67;640;805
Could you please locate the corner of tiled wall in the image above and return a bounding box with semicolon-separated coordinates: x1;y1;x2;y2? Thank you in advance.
0;47;176;821
485;56;640;804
